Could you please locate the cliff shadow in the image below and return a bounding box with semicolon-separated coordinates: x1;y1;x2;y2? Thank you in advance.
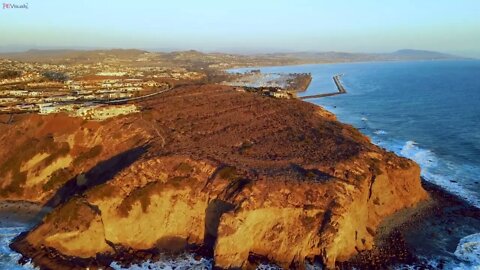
204;199;235;254
290;163;333;182
43;145;149;210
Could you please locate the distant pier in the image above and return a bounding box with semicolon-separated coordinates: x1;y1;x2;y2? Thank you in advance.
300;74;347;100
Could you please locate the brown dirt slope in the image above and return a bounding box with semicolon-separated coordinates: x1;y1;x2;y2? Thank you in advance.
7;84;428;269
0;113;153;204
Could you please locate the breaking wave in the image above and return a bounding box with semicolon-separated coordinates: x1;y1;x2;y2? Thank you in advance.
110;253;212;270
373;129;388;135
454;233;480;267
373;139;480;209
0;227;38;270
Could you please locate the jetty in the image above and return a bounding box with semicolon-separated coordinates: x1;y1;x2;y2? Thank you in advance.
300;74;346;100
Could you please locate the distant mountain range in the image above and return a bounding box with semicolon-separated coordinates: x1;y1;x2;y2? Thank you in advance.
0;49;149;63
264;49;469;63
390;49;461;59
0;48;470;66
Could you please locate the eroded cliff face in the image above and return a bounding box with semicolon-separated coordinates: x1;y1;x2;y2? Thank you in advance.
214;153;425;269
0;113;154;204
6;85;428;269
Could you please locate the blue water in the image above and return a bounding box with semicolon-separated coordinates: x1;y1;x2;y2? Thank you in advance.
232;60;480;269
0;204;40;270
2;60;480;269
233;60;480;209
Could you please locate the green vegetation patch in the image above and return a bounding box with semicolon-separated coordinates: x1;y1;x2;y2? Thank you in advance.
43;168;74;192
368;158;383;175
42;71;69;82
87;183;119;201
398;157;411;170
73;145;103;166
116;176;196;217
217;166;239;181
45;198;96;231
0;136;71;196
0;70;21;79
116;181;161;217
175;162;194;174
300;215;317;229
43;142;70;166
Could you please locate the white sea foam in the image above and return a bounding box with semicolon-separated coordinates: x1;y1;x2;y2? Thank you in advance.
455;233;480;266
256;264;283;270
110;253;212;270
373;139;480;209
110;256;326;270
395;257;480;270
0;226;38;270
373;129;388;135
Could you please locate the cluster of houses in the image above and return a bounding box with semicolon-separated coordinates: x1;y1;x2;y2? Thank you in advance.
237;87;295;99
0;56;206;118
0;72;41;85
1;77;168;97
0;101;139;121
66;78;161;91
0;76;170;115
38;103;139;120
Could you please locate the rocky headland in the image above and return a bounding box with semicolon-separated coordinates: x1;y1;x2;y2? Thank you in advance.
1;84;429;269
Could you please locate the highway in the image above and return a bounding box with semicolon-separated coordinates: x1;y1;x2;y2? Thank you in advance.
96;86;173;104
0;86;174;115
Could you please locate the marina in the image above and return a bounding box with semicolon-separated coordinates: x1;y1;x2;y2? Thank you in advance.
300;74;346;100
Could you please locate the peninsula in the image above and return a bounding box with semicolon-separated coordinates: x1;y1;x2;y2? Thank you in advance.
0;48;461;269
1;82;428;269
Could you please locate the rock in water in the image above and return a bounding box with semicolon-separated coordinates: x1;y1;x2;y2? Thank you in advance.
6;85;429;269
454;233;480;266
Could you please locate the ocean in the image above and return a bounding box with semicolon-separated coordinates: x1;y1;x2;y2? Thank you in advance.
235;60;480;209
0;203;42;270
1;60;479;269
232;60;480;269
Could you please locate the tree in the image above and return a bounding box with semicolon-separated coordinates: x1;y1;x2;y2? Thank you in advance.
0;70;21;79
42;71;69;82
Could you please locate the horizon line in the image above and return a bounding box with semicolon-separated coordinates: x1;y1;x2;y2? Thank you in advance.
0;46;474;58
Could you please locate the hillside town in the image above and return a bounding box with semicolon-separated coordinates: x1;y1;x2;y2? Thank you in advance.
0;50;314;119
0;56;205;118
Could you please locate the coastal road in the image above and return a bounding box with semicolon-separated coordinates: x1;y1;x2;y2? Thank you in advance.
97;86;174;104
0;86;175;115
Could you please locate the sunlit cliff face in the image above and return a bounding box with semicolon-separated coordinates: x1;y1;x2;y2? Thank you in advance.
4;85;427;269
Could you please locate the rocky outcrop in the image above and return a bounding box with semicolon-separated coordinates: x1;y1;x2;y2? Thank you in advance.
0;113;154;204
7;85;428;269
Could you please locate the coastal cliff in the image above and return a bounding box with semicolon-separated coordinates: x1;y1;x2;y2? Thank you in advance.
0;113;154;204
4;85;428;269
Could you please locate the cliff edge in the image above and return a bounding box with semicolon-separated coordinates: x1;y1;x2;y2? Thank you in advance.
4;85;429;269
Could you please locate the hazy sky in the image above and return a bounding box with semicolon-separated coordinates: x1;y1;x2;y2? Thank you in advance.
1;0;479;56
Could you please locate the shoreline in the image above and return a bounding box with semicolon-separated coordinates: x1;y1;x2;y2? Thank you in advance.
4;180;478;269
0;200;49;230
338;179;480;269
1;74;480;269
0;83;428;269
227;58;477;72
